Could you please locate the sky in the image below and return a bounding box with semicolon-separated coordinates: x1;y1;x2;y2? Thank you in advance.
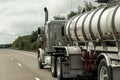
0;0;97;44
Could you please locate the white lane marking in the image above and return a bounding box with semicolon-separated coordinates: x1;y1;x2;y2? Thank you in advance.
10;57;13;60
17;63;22;67
35;77;40;80
24;53;36;57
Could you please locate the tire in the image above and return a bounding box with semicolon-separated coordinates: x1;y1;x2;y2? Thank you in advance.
57;57;66;80
38;57;44;69
98;59;112;80
51;56;57;77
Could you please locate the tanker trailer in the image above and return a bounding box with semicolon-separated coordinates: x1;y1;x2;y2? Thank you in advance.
64;1;120;80
38;1;120;80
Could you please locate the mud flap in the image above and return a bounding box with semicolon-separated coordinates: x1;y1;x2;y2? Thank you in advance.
112;66;120;80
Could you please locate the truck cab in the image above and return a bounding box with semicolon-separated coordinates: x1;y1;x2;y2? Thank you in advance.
44;20;66;53
38;20;66;69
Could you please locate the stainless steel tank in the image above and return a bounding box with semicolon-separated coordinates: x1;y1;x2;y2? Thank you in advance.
65;4;120;42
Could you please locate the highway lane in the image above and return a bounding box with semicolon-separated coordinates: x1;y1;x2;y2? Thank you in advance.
0;49;57;80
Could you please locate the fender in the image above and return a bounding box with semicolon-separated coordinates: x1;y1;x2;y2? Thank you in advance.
38;48;45;62
96;52;120;67
96;53;111;66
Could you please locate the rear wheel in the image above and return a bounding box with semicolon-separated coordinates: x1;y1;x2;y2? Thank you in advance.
57;57;66;80
51;56;57;77
98;59;112;80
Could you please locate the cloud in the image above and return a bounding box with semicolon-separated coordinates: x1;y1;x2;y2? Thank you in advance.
0;0;97;44
0;0;43;43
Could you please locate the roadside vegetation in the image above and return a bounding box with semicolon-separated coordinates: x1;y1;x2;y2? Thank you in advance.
53;1;97;20
11;31;40;51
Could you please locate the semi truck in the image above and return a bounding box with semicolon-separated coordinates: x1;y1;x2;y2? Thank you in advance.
37;0;120;80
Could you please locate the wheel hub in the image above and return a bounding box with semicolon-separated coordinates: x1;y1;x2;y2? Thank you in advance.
100;66;108;80
51;62;54;73
57;59;61;76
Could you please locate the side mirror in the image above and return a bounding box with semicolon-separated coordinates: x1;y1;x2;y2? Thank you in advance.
38;27;41;34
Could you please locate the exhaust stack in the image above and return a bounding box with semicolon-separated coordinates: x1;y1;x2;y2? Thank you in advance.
44;7;48;25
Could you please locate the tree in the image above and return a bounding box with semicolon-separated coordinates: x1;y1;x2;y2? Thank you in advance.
98;4;106;8
66;1;97;19
53;15;66;20
30;31;38;42
84;1;96;11
11;30;40;51
67;11;78;19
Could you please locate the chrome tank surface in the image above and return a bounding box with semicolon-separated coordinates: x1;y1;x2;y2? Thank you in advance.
65;4;120;42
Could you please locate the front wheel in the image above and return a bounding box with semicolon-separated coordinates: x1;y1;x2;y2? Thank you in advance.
51;56;57;77
98;59;112;80
38;57;44;69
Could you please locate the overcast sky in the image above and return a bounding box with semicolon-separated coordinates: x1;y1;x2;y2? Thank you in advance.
0;0;97;44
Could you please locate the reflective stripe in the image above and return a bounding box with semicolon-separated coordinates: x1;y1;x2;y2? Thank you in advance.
65;20;70;40
111;4;120;40
82;11;92;41
97;7;107;40
68;16;77;41
89;8;101;40
74;14;84;41
65;19;73;41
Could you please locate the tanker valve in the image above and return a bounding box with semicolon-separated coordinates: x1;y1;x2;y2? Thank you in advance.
81;51;96;73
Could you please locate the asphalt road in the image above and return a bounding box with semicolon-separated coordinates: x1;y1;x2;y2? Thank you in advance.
0;49;57;80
